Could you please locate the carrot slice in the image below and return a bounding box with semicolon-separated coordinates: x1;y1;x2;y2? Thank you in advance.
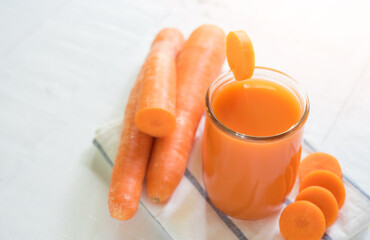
226;30;255;80
108;29;183;220
296;186;339;227
299;170;346;209
279;201;326;240
135;28;184;137
299;152;342;182
146;24;226;203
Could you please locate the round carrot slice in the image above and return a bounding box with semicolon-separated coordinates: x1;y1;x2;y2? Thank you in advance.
299;170;346;209
226;30;255;81
279;201;326;240
296;186;339;227
299;152;342;182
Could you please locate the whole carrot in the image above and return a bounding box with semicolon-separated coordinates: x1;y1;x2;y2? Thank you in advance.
108;67;151;221
108;28;184;220
146;24;226;203
135;28;185;137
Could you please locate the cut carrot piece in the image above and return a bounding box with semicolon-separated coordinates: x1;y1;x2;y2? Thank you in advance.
146;24;226;203
135;28;184;137
226;30;255;81
108;29;183;220
296;186;338;227
299;152;342;182
279;201;326;240
299;170;346;209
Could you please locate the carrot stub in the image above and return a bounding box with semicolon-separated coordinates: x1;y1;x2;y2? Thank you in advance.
279;201;326;240
146;24;226;203
299;170;346;209
108;28;183;220
299;152;342;182
296;186;339;227
135;28;185;137
226;30;255;81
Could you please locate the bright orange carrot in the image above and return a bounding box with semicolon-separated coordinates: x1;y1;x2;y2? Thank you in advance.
146;24;226;203
226;30;255;80
279;201;326;240
108;68;152;221
299;152;342;182
299;170;346;209
108;29;183;220
296;186;338;227
135;28;185;137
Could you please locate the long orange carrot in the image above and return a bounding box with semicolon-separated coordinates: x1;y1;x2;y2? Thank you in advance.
108;29;183;220
146;24;226;203
108;67;151;221
135;29;185;137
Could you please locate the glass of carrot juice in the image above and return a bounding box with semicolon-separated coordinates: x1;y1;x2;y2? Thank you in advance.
202;67;310;220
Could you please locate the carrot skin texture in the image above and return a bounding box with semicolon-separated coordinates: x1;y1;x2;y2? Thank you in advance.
108;29;183;220
108;68;152;220
135;28;185;137
146;24;226;203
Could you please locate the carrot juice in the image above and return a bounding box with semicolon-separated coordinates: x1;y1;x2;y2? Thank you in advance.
202;67;309;220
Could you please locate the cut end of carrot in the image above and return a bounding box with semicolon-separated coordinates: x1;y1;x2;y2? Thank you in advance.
136;108;176;137
296;186;339;227
299;152;342;182
279;201;326;240
299;170;346;209
226;30;255;81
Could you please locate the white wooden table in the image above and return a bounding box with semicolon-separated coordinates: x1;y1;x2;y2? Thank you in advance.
1;0;369;239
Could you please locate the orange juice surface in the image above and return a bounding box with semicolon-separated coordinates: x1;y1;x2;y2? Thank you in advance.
213;79;301;136
203;78;304;219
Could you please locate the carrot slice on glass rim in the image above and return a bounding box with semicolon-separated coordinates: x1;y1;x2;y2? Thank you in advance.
226;30;255;81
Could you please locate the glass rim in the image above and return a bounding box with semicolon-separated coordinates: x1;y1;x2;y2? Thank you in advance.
205;66;310;142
